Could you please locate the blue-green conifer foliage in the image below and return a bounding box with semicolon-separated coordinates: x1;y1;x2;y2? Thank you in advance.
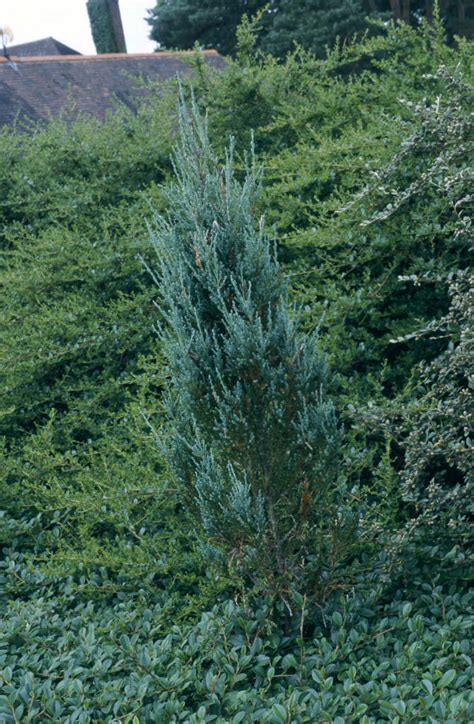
150;101;346;594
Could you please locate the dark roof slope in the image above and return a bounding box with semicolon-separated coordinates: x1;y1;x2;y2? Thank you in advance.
6;37;81;57
0;51;225;128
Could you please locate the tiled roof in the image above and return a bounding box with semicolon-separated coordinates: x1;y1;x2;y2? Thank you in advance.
6;37;81;57
0;50;225;128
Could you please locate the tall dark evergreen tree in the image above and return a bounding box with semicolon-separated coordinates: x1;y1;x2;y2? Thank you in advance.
147;0;267;56
147;0;474;57
260;0;386;58
150;100;350;597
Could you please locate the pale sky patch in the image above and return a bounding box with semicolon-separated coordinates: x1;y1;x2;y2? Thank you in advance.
1;0;156;55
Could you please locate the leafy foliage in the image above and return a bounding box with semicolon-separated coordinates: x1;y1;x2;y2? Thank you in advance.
397;273;473;552
0;92;216;614
1;587;472;721
348;64;474;566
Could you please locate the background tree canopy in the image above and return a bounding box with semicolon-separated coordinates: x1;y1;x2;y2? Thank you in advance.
147;0;474;56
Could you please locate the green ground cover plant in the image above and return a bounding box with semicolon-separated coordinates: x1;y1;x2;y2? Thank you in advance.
1;586;472;721
0;17;472;722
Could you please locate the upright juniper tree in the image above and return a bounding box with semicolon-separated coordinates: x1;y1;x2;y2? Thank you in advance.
150;100;348;597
